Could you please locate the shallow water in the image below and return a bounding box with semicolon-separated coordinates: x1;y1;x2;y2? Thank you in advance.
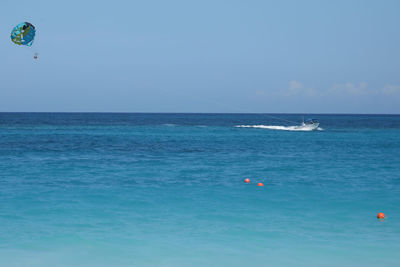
0;113;399;266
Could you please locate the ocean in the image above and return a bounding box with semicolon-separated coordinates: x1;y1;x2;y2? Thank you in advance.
0;113;399;266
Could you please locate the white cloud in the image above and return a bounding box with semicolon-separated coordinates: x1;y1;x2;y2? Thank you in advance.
329;82;369;95
255;90;266;96
285;80;318;96
381;84;400;95
282;80;302;96
330;82;400;96
275;81;400;99
289;80;302;90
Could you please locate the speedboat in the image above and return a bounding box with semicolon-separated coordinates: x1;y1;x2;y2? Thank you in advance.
298;118;319;130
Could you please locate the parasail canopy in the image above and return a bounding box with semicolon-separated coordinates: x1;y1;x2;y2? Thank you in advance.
10;22;36;47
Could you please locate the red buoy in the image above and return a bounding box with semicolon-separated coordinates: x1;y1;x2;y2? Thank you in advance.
244;178;250;183
377;212;385;219
257;183;264;187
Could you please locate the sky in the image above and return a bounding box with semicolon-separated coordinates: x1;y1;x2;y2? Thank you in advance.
1;0;400;113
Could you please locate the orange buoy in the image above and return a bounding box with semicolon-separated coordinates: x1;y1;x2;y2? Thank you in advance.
377;212;385;219
244;178;250;183
257;182;264;187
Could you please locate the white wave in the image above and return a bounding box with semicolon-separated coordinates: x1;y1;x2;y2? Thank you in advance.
235;125;323;131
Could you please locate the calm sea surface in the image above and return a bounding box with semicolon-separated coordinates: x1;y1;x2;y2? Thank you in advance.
0;113;399;266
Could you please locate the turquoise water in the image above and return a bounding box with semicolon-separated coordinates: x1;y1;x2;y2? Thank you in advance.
1;113;399;266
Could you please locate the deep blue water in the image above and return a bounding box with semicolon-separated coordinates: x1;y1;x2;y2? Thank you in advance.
1;113;399;266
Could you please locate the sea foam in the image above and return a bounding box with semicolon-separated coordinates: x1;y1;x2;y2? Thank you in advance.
235;125;323;131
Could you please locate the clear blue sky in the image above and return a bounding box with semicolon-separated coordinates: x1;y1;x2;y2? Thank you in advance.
1;0;400;113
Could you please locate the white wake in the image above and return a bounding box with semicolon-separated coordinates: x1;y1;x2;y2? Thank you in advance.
235;125;323;131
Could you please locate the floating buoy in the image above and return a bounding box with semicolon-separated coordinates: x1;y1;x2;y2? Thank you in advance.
257;183;264;187
244;178;250;183
377;212;385;219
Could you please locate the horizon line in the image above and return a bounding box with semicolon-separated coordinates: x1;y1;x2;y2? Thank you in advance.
0;111;399;116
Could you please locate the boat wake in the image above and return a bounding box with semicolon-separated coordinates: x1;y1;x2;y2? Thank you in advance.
235;125;323;131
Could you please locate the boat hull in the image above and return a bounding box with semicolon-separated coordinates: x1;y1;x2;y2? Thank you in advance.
296;122;319;130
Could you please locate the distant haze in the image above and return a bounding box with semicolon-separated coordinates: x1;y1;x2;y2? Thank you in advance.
1;0;399;113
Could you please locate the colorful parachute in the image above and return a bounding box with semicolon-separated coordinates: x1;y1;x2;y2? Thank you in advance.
10;22;36;47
